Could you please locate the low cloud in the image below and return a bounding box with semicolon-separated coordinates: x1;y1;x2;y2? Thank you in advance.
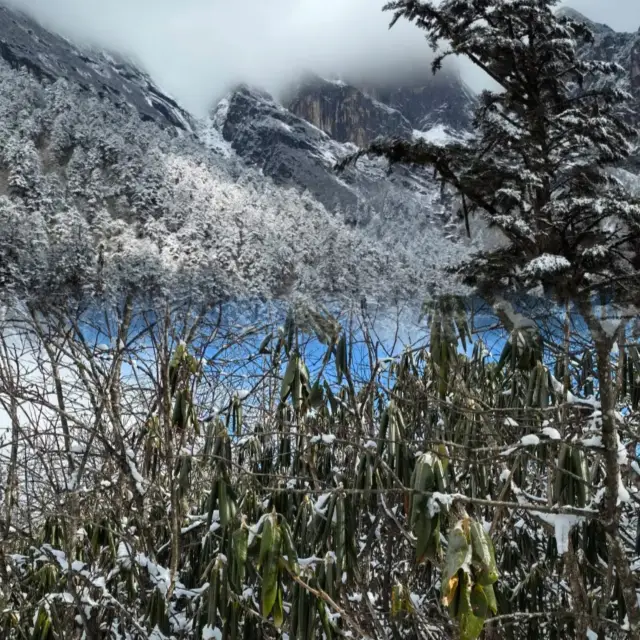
2;0;638;117
3;0;443;116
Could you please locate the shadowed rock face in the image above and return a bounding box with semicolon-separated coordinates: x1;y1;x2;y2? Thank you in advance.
284;74;413;147
362;72;476;132
0;4;193;131
215;85;360;212
285;71;476;147
212;85;456;232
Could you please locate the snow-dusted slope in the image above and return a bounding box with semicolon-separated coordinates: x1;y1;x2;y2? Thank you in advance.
0;56;474;307
208;84;459;231
0;3;503;307
557;7;640;121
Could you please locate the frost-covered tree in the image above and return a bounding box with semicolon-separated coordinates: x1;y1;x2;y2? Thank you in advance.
342;0;640;303
340;0;640;636
0;57;470;310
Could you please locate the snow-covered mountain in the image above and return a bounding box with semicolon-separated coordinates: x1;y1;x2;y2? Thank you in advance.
557;7;640;119
0;2;482;307
206;83;460;225
1;3;635;307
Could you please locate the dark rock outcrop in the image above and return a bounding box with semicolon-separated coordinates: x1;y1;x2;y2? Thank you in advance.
285;74;413;146
362;72;476;132
214;85;360;212
285;70;475;147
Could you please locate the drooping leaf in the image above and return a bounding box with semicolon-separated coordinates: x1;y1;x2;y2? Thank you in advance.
444;519;471;583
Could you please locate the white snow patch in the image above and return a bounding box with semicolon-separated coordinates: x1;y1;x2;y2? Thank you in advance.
617;475;631;505
534;512;584;555
542;427;561;440
522;254;571;277
203;627;223;640
125;448;147;496
427;492;455;516
582;435;603;448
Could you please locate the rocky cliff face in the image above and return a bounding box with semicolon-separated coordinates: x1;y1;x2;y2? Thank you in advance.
284;74;413;147
285;70;476;147
210;84;457;233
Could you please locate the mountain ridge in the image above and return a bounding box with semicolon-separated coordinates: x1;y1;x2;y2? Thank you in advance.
0;2;636;306
0;1;483;307
0;4;193;132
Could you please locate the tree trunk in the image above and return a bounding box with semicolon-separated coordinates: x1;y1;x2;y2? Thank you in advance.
594;332;640;638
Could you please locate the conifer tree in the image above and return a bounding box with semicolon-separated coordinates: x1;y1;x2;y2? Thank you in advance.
340;0;640;305
340;1;640;635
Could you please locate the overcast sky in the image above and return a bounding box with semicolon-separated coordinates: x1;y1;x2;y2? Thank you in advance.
2;0;639;117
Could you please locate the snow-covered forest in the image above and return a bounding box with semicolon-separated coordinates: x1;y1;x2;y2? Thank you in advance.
0;57;478;308
1;0;640;639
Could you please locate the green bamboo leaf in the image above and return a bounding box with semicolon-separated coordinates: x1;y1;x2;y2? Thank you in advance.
496;341;512;373
261;519;282;618
218;480;237;528
554;444;571;506
172;390;186;429
335;334;348;384
258;333;272;354
281;519;300;575
219;562;229;623
232;526;249;587
458;572;486;640
377;407;390;457
317;599;333;639
258;512;275;568
335;495;346;576
281;355;298;402
297;588;308;640
309;378;324;408
273;585;284;628
459;610;485;640
433;458;447;494
324;553;335;601
476;529;499;586
233;396;243;438
571;446;589;508
439;338;449;398
470;584;488;618
480;583;498;615
415;512;433;563
207;562;220;626
427;513;441;562
470;521;491;570
410;454;435;529
291;583;300;637
305;589;316;640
